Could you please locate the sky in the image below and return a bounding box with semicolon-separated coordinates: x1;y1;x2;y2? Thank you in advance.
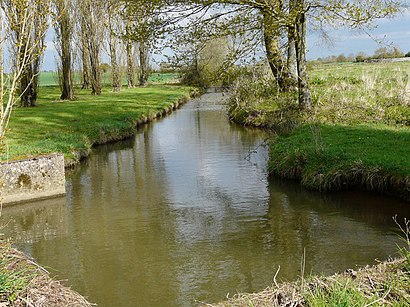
306;10;410;59
38;10;410;71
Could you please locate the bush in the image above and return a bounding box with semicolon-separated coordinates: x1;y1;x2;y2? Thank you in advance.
356;55;366;62
227;75;302;132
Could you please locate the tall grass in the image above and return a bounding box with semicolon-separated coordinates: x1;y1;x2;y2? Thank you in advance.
310;62;410;126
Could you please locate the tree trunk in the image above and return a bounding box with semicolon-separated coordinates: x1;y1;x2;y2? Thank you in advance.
126;39;135;88
287;26;298;81
109;33;121;92
294;2;312;109
287;0;298;81
19;34;39;107
139;42;149;87
88;37;102;95
81;19;91;90
19;63;36;107
58;9;74;100
82;1;102;96
108;10;121;93
262;11;289;91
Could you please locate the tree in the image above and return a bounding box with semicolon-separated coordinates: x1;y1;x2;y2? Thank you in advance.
2;0;50;107
177;0;400;108
105;0;123;92
125;16;136;88
121;0;167;87
79;17;91;89
1;1;50;149
139;42;150;86
79;0;103;95
53;0;75;100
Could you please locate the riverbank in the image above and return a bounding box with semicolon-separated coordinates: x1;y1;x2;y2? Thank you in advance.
269;124;410;201
2;85;193;168
212;253;410;306
0;241;93;306
227;61;410;200
1;84;192;303
212;217;410;306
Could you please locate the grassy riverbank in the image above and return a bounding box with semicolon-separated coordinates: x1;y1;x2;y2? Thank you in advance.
270;124;410;200
212;218;410;306
0;241;92;306
2;85;192;166
213;252;410;306
228;61;410;199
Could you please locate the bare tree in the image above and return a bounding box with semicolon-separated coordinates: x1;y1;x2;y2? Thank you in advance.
125;21;136;88
53;0;75;100
0;1;50;150
79;0;103;95
105;0;123;92
2;0;50;107
79;17;91;90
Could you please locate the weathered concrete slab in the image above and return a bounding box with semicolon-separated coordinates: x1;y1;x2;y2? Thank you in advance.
0;154;66;205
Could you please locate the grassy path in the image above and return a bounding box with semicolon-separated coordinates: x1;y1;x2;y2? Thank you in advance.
3;85;191;166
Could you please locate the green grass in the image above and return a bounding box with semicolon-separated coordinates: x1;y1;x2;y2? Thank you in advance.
227;61;410;199
2;84;191;164
0;243;37;303
269;124;410;199
39;72;179;87
309;61;410;126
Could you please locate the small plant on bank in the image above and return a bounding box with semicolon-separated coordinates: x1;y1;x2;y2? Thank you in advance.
0;242;36;303
394;216;410;272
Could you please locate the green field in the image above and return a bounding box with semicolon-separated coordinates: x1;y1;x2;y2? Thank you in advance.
227;61;410;199
2;84;191;164
39;72;179;87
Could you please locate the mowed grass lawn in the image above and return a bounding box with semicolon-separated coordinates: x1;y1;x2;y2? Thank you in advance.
39;72;179;86
3;85;191;163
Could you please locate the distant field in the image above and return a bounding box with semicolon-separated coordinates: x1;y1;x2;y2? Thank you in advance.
39;72;179;87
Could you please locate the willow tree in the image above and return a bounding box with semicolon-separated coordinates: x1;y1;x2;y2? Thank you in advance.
1;0;50;107
53;0;75;100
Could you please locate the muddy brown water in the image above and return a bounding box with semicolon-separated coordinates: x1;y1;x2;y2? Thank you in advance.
1;93;409;307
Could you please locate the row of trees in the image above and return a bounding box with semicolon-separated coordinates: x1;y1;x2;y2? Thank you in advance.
315;46;406;64
0;0;153;106
0;0;403;148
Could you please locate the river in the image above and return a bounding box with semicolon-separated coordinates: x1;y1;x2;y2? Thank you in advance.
1;93;409;306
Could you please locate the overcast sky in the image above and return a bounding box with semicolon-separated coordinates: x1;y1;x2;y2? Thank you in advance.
39;10;410;71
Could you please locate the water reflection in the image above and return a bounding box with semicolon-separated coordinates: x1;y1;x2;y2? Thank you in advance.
1;197;68;245
0;94;408;307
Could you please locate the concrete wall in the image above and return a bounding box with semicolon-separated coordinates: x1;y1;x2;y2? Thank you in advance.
0;154;66;205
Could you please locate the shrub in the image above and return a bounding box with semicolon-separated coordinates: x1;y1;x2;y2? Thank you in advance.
356;55;366;62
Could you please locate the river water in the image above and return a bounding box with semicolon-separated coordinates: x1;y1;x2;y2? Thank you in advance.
1;93;409;306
